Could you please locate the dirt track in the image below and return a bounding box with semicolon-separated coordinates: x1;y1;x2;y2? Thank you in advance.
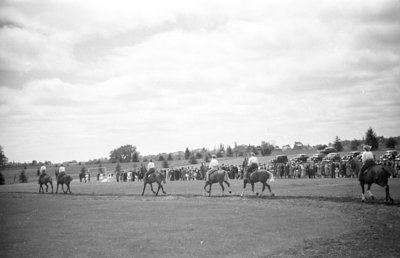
1;178;399;257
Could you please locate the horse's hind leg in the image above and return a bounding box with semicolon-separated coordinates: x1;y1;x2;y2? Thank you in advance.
224;181;232;194
160;184;166;194
367;184;374;200
219;181;225;196
67;184;72;194
155;184;161;196
360;181;366;202
266;183;274;196
150;184;156;195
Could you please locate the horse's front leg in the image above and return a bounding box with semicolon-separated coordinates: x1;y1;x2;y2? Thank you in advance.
241;180;247;197
385;185;394;204
150;183;156;195
67;184;72;194
45;184;49;192
155;184;161;196
141;183;147;196
62;184;67;194
160;184;166;195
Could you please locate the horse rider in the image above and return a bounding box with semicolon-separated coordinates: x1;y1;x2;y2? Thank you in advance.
359;145;376;178
59;164;66;177
39;165;47;180
144;159;155;181
206;155;219;181
246;152;259;180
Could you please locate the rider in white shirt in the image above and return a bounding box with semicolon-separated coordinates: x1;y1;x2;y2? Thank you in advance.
359;145;375;177
144;159;156;181
206;155;219;181
246;152;259;179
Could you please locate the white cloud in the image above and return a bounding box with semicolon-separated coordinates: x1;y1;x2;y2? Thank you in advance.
0;0;399;162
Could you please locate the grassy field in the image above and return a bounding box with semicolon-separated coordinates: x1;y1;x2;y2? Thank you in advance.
1;177;400;257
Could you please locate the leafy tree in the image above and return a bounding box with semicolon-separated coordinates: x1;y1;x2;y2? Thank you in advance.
386;137;397;149
315;144;327;150
333;136;343;152
204;153;210;163
158;155;165;161
184;148;191;160
19;170;28;183
350;139;361;151
365;127;379;150
189;155;197;164
109;145;139;163
115;163;121;173
195;152;203;159
226;145;233;157
132;152;139;162
162;159;169;168
260;141;274;156
0;146;7;171
167;153;173;161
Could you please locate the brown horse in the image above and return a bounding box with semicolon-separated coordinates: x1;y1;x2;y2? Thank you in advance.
55;172;73;194
38;174;53;194
359;164;394;204
204;169;231;197
241;169;275;197
141;172;166;196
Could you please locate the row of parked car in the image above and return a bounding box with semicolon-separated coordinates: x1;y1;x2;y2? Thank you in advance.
271;148;399;164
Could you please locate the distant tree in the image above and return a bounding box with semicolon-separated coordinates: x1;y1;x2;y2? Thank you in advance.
226;145;233;157
109;144;139;163
315;144;327;151
158;155;165;161
189;155;197;164
260;141;274;156
204;153;210;163
162;159;169;168
195;152;203;159
365;127;379;150
115;163;121;173
0;172;4;185
350;139;361;151
386;137;397;149
132;152;139;162
19;170;28;183
0;146;7;171
333;136;343;152
184;148;191;160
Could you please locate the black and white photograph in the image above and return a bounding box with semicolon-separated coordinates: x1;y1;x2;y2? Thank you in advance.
0;0;399;257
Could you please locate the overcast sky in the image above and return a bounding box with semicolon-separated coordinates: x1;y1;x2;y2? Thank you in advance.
0;0;399;163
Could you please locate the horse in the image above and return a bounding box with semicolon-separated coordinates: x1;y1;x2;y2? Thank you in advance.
55;171;73;194
359;164;394;204
204;169;231;197
141;171;166;196
241;169;275;197
38;174;53;194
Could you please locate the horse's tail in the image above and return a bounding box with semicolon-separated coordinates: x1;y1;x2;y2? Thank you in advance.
267;170;275;183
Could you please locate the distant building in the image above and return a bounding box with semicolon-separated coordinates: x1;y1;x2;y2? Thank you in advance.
282;144;291;151
293;141;304;150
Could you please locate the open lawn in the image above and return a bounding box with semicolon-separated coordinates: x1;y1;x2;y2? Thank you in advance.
1;178;400;257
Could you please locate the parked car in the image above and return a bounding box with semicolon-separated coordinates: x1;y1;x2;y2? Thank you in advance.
349;151;361;158
319;147;337;155
323;152;341;162
311;153;324;162
380;150;398;161
275;155;288;163
291;154;309;163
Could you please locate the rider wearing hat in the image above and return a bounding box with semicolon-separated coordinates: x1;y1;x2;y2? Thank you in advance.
359;145;375;177
246;152;259;180
206;155;219;181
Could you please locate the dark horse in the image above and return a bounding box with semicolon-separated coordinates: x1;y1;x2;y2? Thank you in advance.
359;164;394;204
204;169;231;197
349;158;361;178
141;172;166;196
38;174;53;193
241;169;275;197
55;171;73;194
